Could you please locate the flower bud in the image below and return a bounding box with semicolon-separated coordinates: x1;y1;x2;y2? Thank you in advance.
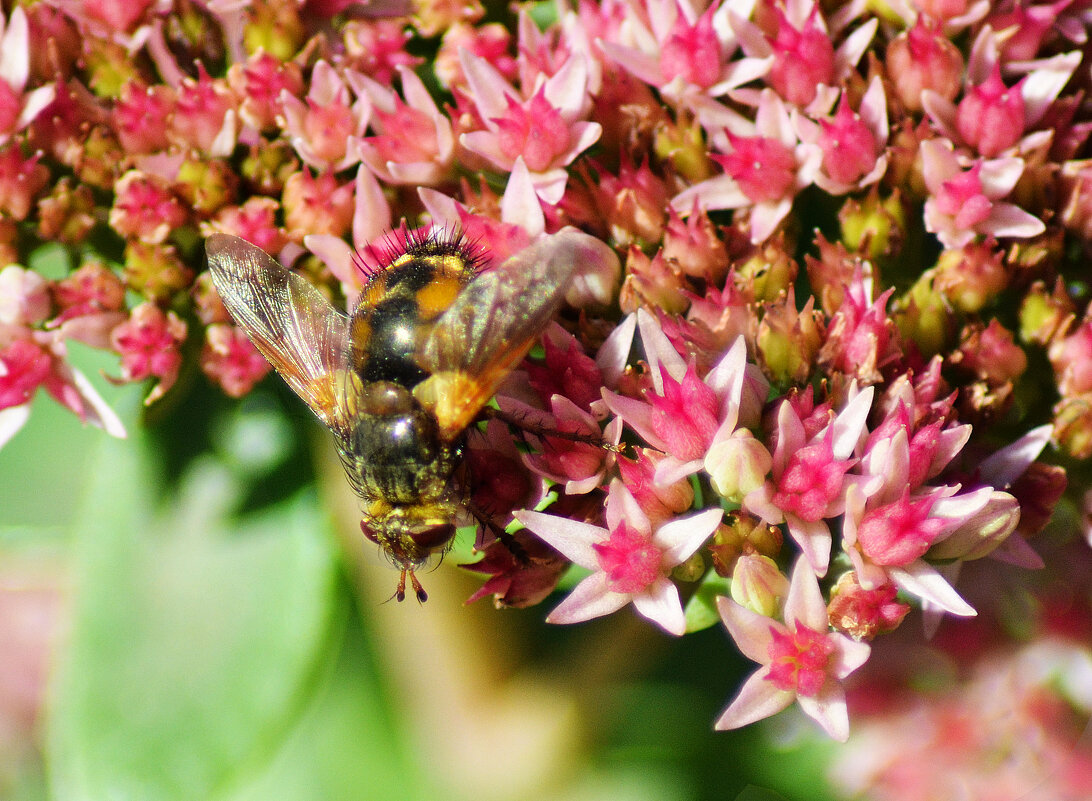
662;207;729;282
756;290;825;385
619;248;688;315
176;157;239;217
952;319;1027;385
933;242;1008;314
705;429;773;503
732;236;797;303
885;19;963;112
243;0;305;61
894;272;955;357
839;189;906;259
731;554;789;618
928;490;1020;560
708;513;782;576
654;112;714;183
36;178;96;245
1049;318;1092;396
1053;395;1092;459
1020;279;1074;346
123;241;194;302
827;571;909;641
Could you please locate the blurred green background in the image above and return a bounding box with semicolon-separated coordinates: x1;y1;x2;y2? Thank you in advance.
0;343;840;801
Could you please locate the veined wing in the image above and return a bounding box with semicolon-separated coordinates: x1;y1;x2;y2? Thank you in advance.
413;229;594;436
206;234;354;434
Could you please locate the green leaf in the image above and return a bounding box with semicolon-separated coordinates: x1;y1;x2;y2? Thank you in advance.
684;572;732;633
47;434;339;801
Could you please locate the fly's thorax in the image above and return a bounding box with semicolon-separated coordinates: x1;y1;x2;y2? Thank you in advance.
349;244;477;388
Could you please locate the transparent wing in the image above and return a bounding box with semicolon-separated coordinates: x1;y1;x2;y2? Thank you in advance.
414;230;590;436
205;234;353;434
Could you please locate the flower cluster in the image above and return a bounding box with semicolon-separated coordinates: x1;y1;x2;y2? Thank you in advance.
0;0;1088;744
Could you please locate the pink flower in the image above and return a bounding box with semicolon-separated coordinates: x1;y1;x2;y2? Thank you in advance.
792;78;889;194
200;323;271;398
0;330;124;440
109;302;187;405
842;421;993;616
731;0;877;109
602;312;760;487
511;394;622;495
458;48;601;203
227;50;304;133
716;558;871;740
598;0;770;105
744;386;874;575
280;60;366;171
113;81;172;154
0;6;56;147
516;480;722;635
921;138;1045;249
169;63;237;156
108;170;188;245
342;19;421;84
766;4;834;106
282;169;355;241
348;66;456;186
0;266;50;327
672;91;822;243
526;323;604;410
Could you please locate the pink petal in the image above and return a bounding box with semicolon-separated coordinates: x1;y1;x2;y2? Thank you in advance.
0;6;28;91
546;571;630;624
604;480;652;534
671;174;751;214
597;41;665;88
655;506;723;564
595;314;637;387
352;165;391;248
783;557;829;630
500;158;544;237
632;577;686;635
716;595;778;664
515;509;605;569
985;203;1046;239
889;561;976;616
600;389;669;452
785;515;832;577
637;308;687;390
796;684;851;741
715;669;794;730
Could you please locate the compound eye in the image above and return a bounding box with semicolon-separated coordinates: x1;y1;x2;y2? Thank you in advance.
409;523;455;552
360;520;381;544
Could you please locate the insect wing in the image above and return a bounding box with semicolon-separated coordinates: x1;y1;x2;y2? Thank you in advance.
206;234;353;433
414;230;585;436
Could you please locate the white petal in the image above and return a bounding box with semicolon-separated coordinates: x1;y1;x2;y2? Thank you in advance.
656;507;723;564
716;595;778;664
547;571;630;624
784;557;828;630
890;562;976;617
797;685;851;741
633;578;686;635
715;669;794;730
0;404;30;449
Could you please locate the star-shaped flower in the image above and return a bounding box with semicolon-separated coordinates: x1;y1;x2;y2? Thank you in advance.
516;480;722;635
716;557;871;741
